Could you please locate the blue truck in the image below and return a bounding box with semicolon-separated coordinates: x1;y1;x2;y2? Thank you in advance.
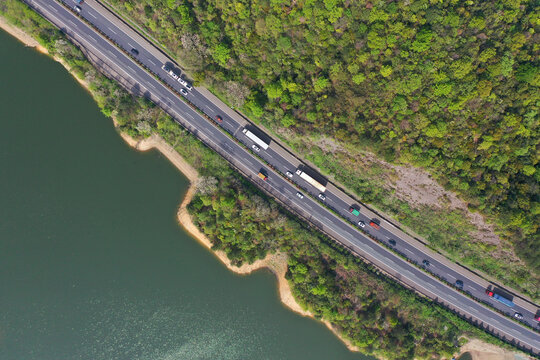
486;289;515;308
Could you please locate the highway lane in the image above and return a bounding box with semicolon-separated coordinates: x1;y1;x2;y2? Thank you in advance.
27;0;540;353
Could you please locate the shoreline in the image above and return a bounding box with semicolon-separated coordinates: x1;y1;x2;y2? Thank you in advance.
0;16;527;360
121;133;360;352
0;17;90;90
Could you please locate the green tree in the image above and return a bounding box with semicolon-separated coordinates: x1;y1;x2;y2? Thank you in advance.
212;43;230;66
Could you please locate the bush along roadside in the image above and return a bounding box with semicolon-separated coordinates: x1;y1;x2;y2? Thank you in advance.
101;0;539;301
0;1;522;358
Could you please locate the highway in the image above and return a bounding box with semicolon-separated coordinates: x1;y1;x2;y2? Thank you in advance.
22;0;540;354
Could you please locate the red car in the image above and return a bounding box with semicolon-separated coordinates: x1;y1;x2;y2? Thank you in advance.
215;115;223;123
369;220;380;230
485;290;494;297
534;313;540;322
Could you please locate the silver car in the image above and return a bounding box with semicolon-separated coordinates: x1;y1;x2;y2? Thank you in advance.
296;192;304;199
252;144;260;152
286;171;293;178
168;70;179;80
180;88;188;96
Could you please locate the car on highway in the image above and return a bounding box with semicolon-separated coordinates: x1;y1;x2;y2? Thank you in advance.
455;280;464;289
161;65;180;80
296;192;304;199
215;115;223;123
514;312;523;320
30;1;540;351
161;65;179;80
73;0;83;3
369;220;380;230
388;239;396;247
349;206;360;216
74;5;81;12
318;193;326;201
184;82;193;91
178;77;187;86
422;259;430;267
358;221;365;228
286;171;293;178
252;144;260;152
130;48;139;56
180;88;188;96
535;312;540;322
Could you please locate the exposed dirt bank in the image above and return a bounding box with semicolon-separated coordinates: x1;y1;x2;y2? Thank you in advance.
0;15;43;50
0;16;92;91
120;133;361;352
0;16;360;353
1;18;522;359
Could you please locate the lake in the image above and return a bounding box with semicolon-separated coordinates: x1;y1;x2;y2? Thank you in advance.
0;28;371;360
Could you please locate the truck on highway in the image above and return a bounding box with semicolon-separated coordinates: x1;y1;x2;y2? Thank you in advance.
369;219;381;230
258;170;268;181
349;206;360;216
242;128;269;150
486;288;515;308
295;168;326;193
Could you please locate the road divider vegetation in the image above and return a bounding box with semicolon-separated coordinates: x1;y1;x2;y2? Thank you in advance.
0;1;531;358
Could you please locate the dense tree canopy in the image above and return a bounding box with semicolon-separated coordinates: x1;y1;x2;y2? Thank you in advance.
0;0;522;355
110;0;539;278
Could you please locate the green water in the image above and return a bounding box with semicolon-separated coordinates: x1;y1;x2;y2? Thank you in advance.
0;30;371;360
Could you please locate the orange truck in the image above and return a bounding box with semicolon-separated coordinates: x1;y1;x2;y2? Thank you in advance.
258;170;268;181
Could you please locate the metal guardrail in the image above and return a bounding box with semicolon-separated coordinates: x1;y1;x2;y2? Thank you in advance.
19;1;540;355
93;0;539;311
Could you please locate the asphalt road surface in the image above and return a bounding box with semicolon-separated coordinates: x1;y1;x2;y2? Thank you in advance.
23;0;540;354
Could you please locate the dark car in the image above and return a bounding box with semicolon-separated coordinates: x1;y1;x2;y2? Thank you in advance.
422;259;430;267
455;280;464;289
130;48;139;56
388;239;396;247
215;115;223;123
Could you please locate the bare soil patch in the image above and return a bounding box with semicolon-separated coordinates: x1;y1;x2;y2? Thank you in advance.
457;338;534;360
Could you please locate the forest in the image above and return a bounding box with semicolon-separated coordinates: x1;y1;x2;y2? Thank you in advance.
0;0;523;356
103;0;539;298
